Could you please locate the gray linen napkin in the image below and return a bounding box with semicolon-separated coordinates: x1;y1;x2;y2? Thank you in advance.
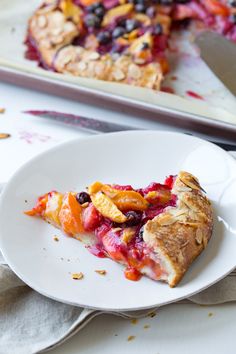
1;251;236;354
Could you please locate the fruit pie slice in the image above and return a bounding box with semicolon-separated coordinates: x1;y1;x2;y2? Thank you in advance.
25;171;213;287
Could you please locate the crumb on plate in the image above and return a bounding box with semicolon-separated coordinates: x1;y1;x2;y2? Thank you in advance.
72;272;84;280
53;236;59;241
144;325;150;329
148;311;157;318
131;319;138;325
95;270;107;275
0;133;11;139
127;335;136;342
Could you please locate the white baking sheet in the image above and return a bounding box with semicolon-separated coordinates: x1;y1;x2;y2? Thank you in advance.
0;0;236;126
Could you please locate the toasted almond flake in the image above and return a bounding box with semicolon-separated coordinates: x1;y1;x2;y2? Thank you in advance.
157;213;176;226
148;311;157;318
208;312;213;317
195;228;203;245
0;133;10;139
143;325;150;329
51;35;64;44
95;270;107;275
51;27;63;36
37;15;47;28
81;202;89;208
128;64;142;80
77;61;87;71
53;236;59;241
0;108;5;113
127;335;136;342
72;272;84;280
113;69;125;81
131;319;138;325
87;52;100;60
64;21;76;33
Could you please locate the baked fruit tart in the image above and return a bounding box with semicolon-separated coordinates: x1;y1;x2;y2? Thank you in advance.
25;171;213;287
25;0;236;90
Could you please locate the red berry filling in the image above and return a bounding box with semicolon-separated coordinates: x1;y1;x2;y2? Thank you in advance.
81;175;177;281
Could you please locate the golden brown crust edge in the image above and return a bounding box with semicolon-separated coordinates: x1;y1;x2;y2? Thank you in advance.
28;2;163;90
143;171;213;287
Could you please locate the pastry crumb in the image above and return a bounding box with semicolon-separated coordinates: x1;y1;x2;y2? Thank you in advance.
60;257;64;261
127;335;136;342
95;270;107;275
148;311;157;318
0;133;10;139
72;272;84;280
53;236;59;242
208;312;213;317
0;108;5;113
131;319;138;325
144;325;150;329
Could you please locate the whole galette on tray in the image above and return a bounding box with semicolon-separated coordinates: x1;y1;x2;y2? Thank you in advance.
26;0;236;90
25;171;213;287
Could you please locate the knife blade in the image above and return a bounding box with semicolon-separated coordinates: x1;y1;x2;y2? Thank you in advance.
24;110;137;134
24;109;236;151
195;31;236;97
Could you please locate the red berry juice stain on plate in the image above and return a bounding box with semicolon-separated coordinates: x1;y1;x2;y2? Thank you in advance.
18;131;52;144
186;90;204;100
161;87;175;94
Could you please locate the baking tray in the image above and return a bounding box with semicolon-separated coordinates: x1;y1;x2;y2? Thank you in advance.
1;0;236;140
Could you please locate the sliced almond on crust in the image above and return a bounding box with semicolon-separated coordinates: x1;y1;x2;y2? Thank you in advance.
157;213;177;226
195;228;203;245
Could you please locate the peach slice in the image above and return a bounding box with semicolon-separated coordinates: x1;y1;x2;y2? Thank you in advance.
145;190;171;205
102;4;133;27
44;191;63;226
59;0;82;24
59;192;84;236
111;190;149;211
91;192;127;223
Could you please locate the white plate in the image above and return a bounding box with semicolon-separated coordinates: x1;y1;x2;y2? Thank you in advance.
0;131;236;312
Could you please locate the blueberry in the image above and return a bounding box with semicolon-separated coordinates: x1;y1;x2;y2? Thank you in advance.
84;14;101;28
176;0;190;3
112;26;126;38
97;31;111;44
159;0;173;5
94;6;105;18
135;3;146;12
146;6;156;18
125;211;142;227
229;0;236;7
229;14;236;23
125;19;139;33
153;23;163;35
141;42;150;50
76;192;91;204
86;2;101;12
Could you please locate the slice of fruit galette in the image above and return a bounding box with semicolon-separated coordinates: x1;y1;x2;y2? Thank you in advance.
25;171;213;287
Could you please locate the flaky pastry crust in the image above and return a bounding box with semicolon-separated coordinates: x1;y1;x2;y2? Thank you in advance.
143;171;213;287
28;1;163;90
